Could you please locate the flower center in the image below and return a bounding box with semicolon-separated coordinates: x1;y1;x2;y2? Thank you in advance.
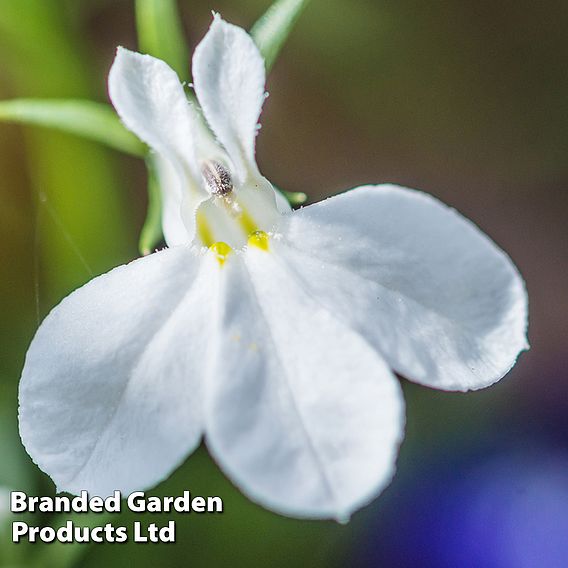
194;160;280;257
208;230;270;266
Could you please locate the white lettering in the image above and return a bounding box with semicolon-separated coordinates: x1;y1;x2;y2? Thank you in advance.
12;521;28;542
127;492;145;513
207;496;223;512
133;521;175;542
10;492;27;513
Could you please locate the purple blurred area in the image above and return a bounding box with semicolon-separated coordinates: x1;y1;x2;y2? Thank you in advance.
353;442;568;568
0;1;567;567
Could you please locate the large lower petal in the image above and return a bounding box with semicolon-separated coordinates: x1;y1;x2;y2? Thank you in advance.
19;247;211;496
204;249;405;520
280;184;528;391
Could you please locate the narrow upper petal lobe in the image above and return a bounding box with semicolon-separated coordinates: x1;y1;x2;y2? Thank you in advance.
193;15;267;181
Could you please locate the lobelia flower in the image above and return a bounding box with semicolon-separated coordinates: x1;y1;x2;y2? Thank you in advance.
18;15;528;521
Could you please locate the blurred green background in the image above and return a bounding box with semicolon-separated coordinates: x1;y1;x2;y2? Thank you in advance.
1;1;567;566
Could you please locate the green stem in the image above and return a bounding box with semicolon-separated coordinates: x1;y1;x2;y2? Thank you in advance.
251;0;312;71
135;0;189;82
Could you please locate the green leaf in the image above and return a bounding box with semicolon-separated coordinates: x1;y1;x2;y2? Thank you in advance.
251;0;311;71
0;99;146;157
29;512;113;568
135;0;189;82
139;157;164;255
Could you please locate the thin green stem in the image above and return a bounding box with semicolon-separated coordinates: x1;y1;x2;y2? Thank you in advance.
251;0;312;71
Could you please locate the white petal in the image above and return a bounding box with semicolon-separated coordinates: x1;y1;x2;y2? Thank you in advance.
204;250;405;520
19;247;212;496
274;188;293;214
280;184;528;391
109;48;208;243
109;47;197;177
153;157;191;246
192;15;266;181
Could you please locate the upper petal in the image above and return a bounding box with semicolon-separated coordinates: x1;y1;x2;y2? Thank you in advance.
109;48;208;244
280;184;528;391
19;247;212;496
192;15;266;181
109;47;203;180
204;249;405;520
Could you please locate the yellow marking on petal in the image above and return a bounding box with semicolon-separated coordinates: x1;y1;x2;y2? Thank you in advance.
248;230;270;252
209;241;233;266
197;211;214;247
239;209;258;235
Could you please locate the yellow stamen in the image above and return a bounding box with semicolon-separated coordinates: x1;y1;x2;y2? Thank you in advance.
248;230;270;251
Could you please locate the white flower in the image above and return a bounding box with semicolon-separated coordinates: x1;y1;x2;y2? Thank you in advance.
18;15;528;521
